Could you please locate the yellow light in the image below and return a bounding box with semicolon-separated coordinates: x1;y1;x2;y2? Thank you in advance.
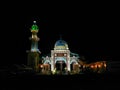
41;65;43;68
95;65;97;68
52;69;56;75
104;64;106;67
91;65;94;68
98;65;101;68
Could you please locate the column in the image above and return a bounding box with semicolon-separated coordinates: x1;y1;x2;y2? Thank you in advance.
67;51;71;71
67;57;70;71
51;57;54;72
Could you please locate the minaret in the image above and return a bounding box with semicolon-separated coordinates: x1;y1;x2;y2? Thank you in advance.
30;21;40;52
27;21;40;72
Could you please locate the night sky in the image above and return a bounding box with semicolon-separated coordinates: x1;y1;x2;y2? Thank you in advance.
0;3;119;66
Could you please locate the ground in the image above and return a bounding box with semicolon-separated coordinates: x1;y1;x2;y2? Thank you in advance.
1;72;120;90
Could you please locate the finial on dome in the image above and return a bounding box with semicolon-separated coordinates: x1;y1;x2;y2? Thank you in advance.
33;21;36;24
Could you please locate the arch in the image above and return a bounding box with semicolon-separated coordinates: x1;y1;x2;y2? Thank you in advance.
55;57;66;63
43;60;51;64
70;60;78;64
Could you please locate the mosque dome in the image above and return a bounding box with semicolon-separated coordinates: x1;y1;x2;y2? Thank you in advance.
54;39;69;50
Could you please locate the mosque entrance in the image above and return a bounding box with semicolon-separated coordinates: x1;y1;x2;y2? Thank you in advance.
56;61;66;74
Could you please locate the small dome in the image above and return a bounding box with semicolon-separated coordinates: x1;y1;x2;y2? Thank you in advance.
54;40;69;50
31;21;39;32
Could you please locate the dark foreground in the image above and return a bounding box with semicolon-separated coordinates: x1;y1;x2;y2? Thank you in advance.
1;72;120;90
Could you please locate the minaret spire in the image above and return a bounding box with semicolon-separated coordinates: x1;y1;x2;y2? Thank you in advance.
31;20;39;32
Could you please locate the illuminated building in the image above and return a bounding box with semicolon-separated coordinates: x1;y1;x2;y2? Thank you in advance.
41;38;80;74
88;61;106;73
27;21;106;75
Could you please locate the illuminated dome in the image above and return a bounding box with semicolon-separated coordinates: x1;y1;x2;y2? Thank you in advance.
54;39;69;50
31;21;39;32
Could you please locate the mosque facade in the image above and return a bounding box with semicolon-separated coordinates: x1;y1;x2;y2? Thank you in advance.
41;39;80;74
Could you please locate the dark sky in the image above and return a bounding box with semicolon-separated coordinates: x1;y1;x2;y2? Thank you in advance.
0;3;119;65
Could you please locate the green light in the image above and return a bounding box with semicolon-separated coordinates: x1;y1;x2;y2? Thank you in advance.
31;21;39;31
31;25;39;30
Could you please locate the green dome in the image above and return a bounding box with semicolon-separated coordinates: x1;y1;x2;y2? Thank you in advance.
31;21;39;31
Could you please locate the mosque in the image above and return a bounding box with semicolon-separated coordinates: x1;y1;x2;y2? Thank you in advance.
27;21;106;75
41;38;81;74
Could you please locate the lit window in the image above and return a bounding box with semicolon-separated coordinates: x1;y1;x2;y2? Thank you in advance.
64;54;66;56
55;54;57;56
